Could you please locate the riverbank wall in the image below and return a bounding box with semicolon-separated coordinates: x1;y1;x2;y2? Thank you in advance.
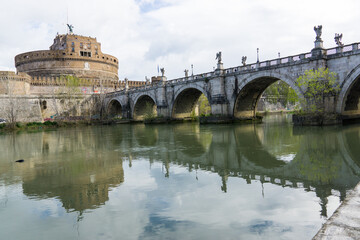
0;94;97;122
313;181;360;239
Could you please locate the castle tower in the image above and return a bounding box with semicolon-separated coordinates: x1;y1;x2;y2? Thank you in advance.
14;33;119;87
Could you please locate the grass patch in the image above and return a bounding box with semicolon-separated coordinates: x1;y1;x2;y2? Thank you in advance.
0;119;103;133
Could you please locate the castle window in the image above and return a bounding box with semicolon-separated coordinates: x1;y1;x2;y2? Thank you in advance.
71;42;74;47
72;47;75;52
41;100;47;110
87;43;91;49
80;43;83;48
80;51;91;57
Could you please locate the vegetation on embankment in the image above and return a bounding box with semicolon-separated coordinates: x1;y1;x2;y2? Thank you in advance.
0;120;107;133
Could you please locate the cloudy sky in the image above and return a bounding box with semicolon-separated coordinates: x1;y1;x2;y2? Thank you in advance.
1;0;360;80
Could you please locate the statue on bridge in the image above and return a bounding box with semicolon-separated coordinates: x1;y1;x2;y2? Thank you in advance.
216;51;222;64
67;24;74;34
314;25;322;40
160;68;165;77
242;56;247;66
184;69;189;78
145;76;150;85
335;33;344;47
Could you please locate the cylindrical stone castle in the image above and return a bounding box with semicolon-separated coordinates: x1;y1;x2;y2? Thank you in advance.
15;33;119;86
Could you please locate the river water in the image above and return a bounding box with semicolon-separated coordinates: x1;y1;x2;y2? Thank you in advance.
1;115;360;240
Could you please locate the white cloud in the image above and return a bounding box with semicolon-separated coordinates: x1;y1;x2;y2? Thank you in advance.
1;0;360;79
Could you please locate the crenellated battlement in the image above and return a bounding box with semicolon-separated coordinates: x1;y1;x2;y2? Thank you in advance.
0;71;31;83
30;75;119;88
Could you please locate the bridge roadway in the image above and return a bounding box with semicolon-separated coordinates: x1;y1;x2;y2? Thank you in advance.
105;41;360;122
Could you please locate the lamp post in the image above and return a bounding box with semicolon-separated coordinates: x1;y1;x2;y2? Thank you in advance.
191;64;194;76
257;48;259;63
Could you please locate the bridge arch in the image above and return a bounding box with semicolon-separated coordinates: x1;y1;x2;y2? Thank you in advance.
107;98;123;118
336;64;360;114
233;72;303;119
171;85;210;119
132;94;157;121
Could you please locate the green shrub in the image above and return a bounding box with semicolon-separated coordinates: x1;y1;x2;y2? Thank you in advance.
26;122;43;127
44;121;58;126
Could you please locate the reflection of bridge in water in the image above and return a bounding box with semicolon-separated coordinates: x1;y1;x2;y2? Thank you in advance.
121;122;360;217
2;121;360;217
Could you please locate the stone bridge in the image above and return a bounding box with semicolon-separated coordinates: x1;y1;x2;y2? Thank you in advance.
105;34;360;122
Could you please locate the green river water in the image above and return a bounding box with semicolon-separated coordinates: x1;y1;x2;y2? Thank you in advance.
0;115;360;240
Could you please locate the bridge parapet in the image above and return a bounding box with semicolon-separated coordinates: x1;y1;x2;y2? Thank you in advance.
326;43;360;57
106;42;360;97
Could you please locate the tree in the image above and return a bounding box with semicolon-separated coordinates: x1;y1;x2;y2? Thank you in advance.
198;94;211;116
144;101;156;120
0;78;30;128
263;81;298;106
55;75;83;119
295;67;340;114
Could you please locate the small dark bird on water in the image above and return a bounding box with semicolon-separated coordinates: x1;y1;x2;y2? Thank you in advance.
15;159;24;163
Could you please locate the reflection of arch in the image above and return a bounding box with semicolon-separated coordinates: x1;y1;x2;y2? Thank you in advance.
233;73;303;119
107;99;123;118
173;124;212;157
134;125;158;147
336;64;360;114
172;86;210;119
338;127;360;172
133;95;157;120
254;117;300;160
234;125;287;169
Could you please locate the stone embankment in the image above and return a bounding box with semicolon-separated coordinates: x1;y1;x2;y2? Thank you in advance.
313;182;360;239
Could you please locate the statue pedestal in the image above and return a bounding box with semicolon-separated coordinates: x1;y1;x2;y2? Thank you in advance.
161;76;167;86
311;40;326;59
314;39;323;49
311;47;326;59
215;63;224;75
